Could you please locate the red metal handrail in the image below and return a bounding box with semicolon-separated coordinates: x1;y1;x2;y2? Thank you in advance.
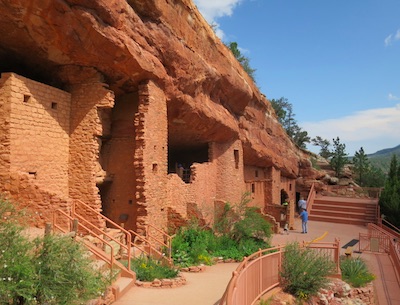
72;199;132;270
146;223;172;263
219;240;340;305
306;183;316;215
362;223;400;284
128;229;172;266
53;209;115;271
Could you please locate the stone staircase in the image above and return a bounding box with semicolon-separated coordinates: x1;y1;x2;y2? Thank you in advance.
52;199;173;301
309;195;378;226
80;230;136;300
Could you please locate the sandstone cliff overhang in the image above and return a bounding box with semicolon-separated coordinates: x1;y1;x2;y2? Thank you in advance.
0;0;307;177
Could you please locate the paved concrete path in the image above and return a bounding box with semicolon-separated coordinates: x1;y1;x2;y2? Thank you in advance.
113;262;239;305
113;219;400;305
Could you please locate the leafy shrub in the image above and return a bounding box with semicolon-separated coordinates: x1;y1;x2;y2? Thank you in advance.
231;207;271;243
128;256;179;282
172;193;272;265
171;223;214;267
280;242;336;300
0;198;107;304
340;257;375;287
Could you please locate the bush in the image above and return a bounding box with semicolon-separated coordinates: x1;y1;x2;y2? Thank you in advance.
0;198;107;305
172;193;272;265
171;223;214;267
128;256;179;282
340;257;375;287
280;242;336;300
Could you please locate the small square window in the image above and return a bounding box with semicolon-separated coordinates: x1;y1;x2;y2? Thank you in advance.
51;102;58;109
23;95;31;103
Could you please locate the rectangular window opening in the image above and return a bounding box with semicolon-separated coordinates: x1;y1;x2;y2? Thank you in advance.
251;183;255;193
234;149;239;169
152;163;158;173
51;102;58;109
23;95;31;103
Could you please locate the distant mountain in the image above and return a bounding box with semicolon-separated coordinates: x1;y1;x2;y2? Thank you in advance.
367;144;400;173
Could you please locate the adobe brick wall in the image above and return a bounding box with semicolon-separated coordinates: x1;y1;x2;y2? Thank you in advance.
187;161;218;224
281;176;296;229
134;80;168;235
0;73;70;225
7;73;70;198
265;166;281;206
244;166;267;210
211;140;246;204
0;73;11;179
68;81;114;226
99;92;138;230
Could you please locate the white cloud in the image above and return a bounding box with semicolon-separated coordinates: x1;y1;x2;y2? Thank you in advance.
303;104;400;155
388;93;400;101
384;29;400;46
396;29;400;39
194;0;242;22
384;34;393;47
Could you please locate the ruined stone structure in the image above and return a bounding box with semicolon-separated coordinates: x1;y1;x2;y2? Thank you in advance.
0;0;316;234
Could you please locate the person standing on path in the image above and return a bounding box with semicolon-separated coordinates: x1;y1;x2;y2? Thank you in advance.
297;197;307;211
299;208;308;233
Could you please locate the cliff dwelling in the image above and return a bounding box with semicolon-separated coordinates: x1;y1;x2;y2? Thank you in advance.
0;0;316;237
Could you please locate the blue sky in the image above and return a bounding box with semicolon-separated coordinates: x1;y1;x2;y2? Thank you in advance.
194;0;400;155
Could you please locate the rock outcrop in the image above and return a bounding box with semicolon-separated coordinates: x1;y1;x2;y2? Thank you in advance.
0;0;306;177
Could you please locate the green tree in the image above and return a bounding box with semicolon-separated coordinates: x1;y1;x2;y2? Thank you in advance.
227;42;256;81
388;154;399;181
379;155;400;227
362;165;386;187
352;147;370;186
330;137;348;177
270;97;310;149
311;136;332;159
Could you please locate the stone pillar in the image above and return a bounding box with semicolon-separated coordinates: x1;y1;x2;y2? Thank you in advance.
265;166;281;207
0;73;12;184
134;80;168;235
211;140;246;205
68;81;114;227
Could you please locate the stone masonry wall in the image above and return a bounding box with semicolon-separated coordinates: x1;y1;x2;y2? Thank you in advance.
244;165;267;210
265;166;282;207
188;161;218;225
281;176;296;229
134;80;168;235
99;92;138;231
0;73;11;182
0;73;70;225
68;81;114;226
212;140;246;205
7;73;71;198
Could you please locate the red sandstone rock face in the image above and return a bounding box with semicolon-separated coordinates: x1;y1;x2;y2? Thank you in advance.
0;0;307;180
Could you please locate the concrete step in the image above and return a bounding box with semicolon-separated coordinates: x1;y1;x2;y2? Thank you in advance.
112;276;136;300
312;203;376;214
308;214;370;226
311;209;376;221
313;200;377;210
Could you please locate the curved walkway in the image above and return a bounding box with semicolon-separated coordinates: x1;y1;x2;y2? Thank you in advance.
113;219;400;305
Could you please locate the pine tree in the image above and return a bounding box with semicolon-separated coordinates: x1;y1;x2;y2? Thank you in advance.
352;147;370;186
330;137;348;177
379;154;400;227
